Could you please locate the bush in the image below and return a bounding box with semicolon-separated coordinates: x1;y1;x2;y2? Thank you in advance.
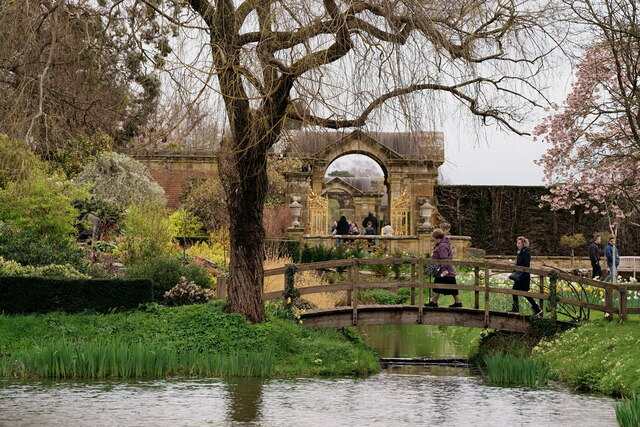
164;277;215;306
0;257;89;279
124;257;213;299
0;226;87;270
0;168;87;242
119;200;175;264
365;289;405;305
75;151;164;206
0;276;154;314
169;208;204;237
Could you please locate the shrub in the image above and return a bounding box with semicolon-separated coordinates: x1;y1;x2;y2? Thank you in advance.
0;276;154;314
0;226;87;269
164;277;215;306
75;151;164;206
365;289;405;305
124;257;213;299
119;200;176;264
169;208;204;237
0;167;87;242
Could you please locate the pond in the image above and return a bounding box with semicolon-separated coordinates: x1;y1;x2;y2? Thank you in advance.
0;367;616;426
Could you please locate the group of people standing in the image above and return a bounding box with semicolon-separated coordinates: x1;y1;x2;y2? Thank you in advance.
424;230;542;315
331;212;393;242
589;235;620;282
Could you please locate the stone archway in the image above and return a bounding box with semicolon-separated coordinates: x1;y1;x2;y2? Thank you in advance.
280;129;444;237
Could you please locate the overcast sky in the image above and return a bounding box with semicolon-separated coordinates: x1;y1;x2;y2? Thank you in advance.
326;129;550;186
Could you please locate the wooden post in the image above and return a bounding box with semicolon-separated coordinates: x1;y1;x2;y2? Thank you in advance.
352;259;359;325
474;267;480;309
346;265;352;306
619;285;628;322
549;275;557;321
605;286;613;321
418;261;424;323
217;276;227;301
410;263;416;305
484;264;490;327
539;275;545;315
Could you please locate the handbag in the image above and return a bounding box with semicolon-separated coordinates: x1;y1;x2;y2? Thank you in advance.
509;271;523;281
428;264;440;276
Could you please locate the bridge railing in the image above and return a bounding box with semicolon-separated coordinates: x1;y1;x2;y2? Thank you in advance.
217;258;637;322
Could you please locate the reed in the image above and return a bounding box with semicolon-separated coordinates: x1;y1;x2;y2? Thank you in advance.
481;353;550;386
0;340;275;379
616;395;640;427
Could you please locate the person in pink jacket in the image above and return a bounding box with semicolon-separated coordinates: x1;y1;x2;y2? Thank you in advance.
425;228;462;308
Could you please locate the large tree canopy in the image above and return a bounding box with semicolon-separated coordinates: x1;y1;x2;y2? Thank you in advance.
112;0;561;321
0;0;163;153
535;0;640;226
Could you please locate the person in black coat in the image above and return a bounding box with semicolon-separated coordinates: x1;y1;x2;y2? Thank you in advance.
589;235;602;279
336;216;350;242
509;236;542;315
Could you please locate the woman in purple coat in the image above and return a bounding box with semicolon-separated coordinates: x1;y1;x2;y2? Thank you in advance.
425;228;462;308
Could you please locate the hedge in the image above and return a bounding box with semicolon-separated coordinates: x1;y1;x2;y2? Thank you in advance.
0;276;154;314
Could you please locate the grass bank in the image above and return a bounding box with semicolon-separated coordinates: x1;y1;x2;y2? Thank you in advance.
532;320;640;397
0;302;379;379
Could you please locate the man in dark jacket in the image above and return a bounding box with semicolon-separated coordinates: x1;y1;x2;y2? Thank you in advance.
589;235;602;279
362;212;379;234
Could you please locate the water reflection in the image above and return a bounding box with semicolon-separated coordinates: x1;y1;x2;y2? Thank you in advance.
0;368;617;426
226;378;264;422
358;324;474;358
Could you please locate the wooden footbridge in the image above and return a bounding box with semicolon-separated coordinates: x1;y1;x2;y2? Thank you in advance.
218;258;639;333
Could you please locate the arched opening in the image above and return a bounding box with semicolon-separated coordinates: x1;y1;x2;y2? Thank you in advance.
324;154;388;232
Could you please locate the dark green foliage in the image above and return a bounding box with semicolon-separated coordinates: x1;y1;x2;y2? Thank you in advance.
470;330;530;366
175;236;210;246
73;197;125;238
124;257;213;299
265;238;301;262
435;185;640;255
0;227;86;270
0;276;153;314
365;289;405;305
299;243;364;264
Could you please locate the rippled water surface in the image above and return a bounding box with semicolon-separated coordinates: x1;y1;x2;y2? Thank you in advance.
0;366;616;426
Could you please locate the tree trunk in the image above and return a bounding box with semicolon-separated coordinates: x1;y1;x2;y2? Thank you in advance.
220;133;269;323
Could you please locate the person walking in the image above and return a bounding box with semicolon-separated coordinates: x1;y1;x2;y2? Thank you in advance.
589;235;602;279
509;236;542;316
604;236;620;282
425;228;462;308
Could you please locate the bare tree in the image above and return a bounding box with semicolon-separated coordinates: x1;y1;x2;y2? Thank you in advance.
0;0;163;155
116;0;563;322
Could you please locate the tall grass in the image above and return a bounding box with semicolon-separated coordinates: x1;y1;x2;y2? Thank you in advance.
0;340;275;379
480;353;550;386
616;395;640;427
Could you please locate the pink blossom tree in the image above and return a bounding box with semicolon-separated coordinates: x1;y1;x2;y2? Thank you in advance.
535;0;640;280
